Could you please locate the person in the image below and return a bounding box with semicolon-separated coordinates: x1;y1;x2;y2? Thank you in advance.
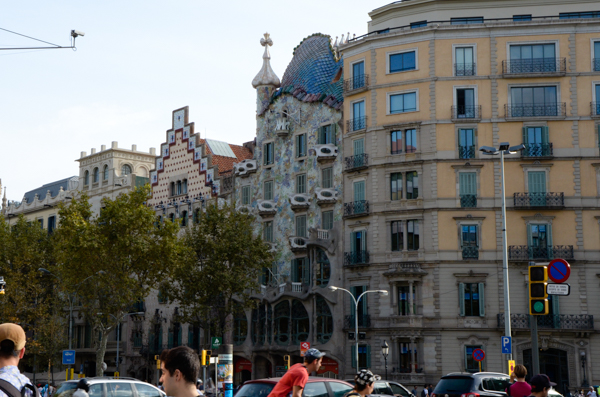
344;370;381;397
196;379;203;396
267;348;325;397
428;384;434;396
508;365;531;397
422;385;429;397
0;323;38;397
529;374;556;397
72;379;90;397
159;346;201;397
411;386;418;396
587;387;597;397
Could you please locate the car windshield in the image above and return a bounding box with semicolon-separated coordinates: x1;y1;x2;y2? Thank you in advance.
236;383;275;397
434;377;474;393
482;378;510;392
55;383;77;397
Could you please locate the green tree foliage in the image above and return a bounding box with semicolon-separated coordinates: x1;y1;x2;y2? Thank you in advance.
52;186;182;376
168;202;271;344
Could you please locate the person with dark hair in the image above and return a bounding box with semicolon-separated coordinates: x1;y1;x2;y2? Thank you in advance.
159;346;201;397
507;364;531;397
528;374;556;397
344;369;381;397
0;323;37;397
267;348;325;397
72;379;90;397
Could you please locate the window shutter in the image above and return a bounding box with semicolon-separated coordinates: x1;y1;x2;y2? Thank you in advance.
351;231;357;254
478;283;485;317
527;224;533;247
459;173;467;195
522;127;528;144
350;286;357;316
459;282;465;316
547;224;553;247
542;126;549;145
354;139;364;156
351;346;356;368
362;286;368;315
291;259;298;282
361;231;367;251
598;124;600;150
264;144;268;165
366;345;371;368
302;259;310;284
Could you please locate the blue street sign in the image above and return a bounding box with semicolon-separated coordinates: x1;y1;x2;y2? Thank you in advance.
62;350;76;365
501;336;511;354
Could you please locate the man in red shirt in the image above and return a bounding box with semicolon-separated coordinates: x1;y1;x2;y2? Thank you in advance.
268;348;325;397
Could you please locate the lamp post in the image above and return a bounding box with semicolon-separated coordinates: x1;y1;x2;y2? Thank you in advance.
479;142;525;362
580;351;588;387
329;286;388;370
381;341;389;380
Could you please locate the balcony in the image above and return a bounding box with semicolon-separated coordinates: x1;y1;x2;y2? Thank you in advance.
344;200;369;218
451;105;481;121
289;236;308;252
590;102;600;118
513;192;564;209
508;245;574;261
455;63;476;76
265;242;278;254
594;58;600;72
505;103;566;119
289;193;311;210
129;300;146;313
315;188;338;205
459;145;475;159
460;194;477;208
344;154;369;171
257;200;276;216
501;58;566;77
462;246;479;260
344;314;372;329
274;116;290;136
498;313;594;330
219;173;233;196
346;116;368;133
344;250;370;266
234;159;258;177
314;144;338;162
522;143;553;158
343;74;369;95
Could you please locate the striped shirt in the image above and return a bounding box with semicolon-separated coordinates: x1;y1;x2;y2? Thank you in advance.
0;365;33;397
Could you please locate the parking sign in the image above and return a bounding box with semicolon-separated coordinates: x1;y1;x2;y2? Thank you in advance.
501;336;511;354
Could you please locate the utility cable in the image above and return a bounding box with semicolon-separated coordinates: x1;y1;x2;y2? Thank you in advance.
0;26;61;47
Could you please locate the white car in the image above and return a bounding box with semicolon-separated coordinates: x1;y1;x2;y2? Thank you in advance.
55;377;166;397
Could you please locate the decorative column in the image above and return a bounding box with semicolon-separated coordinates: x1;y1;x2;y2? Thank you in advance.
408;281;414;315
410;336;417;373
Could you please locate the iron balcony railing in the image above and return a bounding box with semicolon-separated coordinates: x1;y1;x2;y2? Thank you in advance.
498;313;594;330
344;250;370;266
508;245;574;261
455;63;476;76
344;74;370;93
459;145;475;159
460;194;477;208
452;105;481;120
523;143;553;157
344;314;372;329
346;116;368;132
593;58;600;72
502;58;566;74
462;246;479;259
590;102;600;117
514;192;564;208
505;103;566;118
344;200;369;217
344;153;369;170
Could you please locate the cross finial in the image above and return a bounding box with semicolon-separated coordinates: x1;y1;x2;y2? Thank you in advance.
260;33;273;48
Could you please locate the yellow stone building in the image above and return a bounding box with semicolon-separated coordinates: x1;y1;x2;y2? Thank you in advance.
340;0;600;390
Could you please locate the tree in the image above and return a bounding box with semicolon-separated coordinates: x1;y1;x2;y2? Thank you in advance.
52;186;182;376
168;202;272;345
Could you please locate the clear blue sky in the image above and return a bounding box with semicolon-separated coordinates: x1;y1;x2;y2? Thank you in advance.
1;0;384;201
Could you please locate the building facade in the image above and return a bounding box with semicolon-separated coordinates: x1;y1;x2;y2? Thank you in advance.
340;0;600;391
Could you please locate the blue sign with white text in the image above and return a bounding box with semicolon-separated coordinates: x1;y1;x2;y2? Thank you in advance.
62;350;76;365
501;336;511;354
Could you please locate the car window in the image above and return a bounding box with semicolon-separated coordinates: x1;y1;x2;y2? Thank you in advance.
55;383;77;397
236;383;274;397
391;383;411;397
135;384;162;397
330;382;353;397
107;383;134;397
482;378;510;392
89;384;103;397
374;382;395;396
303;382;328;397
434;377;474;393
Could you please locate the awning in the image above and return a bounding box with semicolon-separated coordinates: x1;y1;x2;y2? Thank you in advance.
234;358;252;373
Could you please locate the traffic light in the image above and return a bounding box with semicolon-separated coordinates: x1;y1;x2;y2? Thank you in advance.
529;265;549;315
284;355;291;370
201;350;207;366
201;349;212;366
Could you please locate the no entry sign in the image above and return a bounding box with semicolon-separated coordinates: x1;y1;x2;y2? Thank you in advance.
548;259;571;284
472;348;485;362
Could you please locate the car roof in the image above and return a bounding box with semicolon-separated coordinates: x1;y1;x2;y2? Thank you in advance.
244;377;352;385
61;378;159;385
443;372;509;378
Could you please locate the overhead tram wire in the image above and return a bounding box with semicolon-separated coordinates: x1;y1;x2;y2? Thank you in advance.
0;26;62;47
0;26;84;51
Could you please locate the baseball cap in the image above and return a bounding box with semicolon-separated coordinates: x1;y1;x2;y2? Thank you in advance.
0;323;26;350
355;369;381;386
304;348;326;361
530;374;556;392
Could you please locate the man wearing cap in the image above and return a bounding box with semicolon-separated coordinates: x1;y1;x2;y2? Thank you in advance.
267;348;325;397
0;323;35;397
529;374;557;397
345;369;381;397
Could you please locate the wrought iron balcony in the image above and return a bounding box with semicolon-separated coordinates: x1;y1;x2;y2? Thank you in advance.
505;103;566;118
514;192;564;208
455;63;476;76
460;194;477;208
344;314;372;329
508;245;574;261
498;313;594;330
459;145;475;159
219;173;233;195
129;300;146;313
343;74;370;94
344;250;370;266
462;246;479;259
502;58;566;75
344;154;369;171
346;116;368;133
522;143;553;157
590;102;600;118
344;200;369;218
452;105;481;120
594;58;600;72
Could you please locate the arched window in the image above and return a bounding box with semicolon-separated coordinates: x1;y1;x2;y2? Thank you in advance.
171;182;175;197
233;304;248;346
177;181;182;196
122;164;132;175
183;179;188;194
315;249;331;287
181;211;188;227
169;213;175;223
274;301;290;345
291;300;309;344
93;168;99;183
84;171;89;185
251;303;267;346
316;295;333;343
103;165;109;181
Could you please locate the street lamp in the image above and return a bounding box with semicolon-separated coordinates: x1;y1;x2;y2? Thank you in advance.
98;312;144;376
381;341;389;380
329;286;388;370
580;351;588;387
479;142;525;362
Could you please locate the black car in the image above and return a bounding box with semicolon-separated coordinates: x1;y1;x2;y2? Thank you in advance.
432;372;511;397
345;379;415;397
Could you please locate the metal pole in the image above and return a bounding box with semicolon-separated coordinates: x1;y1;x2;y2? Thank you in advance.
355;298;359;371
385;356;388;380
116;322;120;376
530;314;540;376
68;296;74;380
501;150;512;361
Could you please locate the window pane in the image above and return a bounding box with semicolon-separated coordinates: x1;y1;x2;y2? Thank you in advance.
322;168;333;189
391;130;403;154
322;211;333;230
404;93;417;111
107;383;133;397
303;382;328;397
391;173;402;200
135;385;161;397
406;129;417;152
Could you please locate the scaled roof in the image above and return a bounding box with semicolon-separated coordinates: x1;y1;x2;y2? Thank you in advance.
199;139;253;175
23;176;79;203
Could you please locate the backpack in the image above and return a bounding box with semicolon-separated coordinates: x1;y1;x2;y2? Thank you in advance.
0;379;40;397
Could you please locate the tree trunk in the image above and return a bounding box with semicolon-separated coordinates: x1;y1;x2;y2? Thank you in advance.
96;330;110;376
223;312;234;345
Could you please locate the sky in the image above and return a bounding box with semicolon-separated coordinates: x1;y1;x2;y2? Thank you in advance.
0;0;386;201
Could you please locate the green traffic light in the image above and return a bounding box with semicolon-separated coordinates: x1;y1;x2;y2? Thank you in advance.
534;301;544;312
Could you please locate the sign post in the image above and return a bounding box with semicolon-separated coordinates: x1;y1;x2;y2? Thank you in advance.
547;259;571;284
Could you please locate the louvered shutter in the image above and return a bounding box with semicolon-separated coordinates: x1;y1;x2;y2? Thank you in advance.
478;283;485;317
459;283;465;316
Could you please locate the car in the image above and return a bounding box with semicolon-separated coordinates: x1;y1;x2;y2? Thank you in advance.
431;372;511;397
548;388;563;397
344;379;415;397
234;377;354;397
55;377;166;397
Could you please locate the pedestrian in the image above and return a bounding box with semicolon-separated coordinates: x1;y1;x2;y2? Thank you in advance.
411;386;418;396
195;379;203;396
343;369;381;397
528;374;556;397
159;346;201;397
587;387;597;397
422;385;429;397
507;365;532;397
72;379;90;397
267;348;325;397
428;384;434;396
0;323;38;397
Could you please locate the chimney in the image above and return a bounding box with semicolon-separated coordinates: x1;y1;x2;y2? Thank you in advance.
91;148;96;154
81;151;87;158
112;141;118;149
150;147;156;155
101;144;106;151
132;144;137;152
